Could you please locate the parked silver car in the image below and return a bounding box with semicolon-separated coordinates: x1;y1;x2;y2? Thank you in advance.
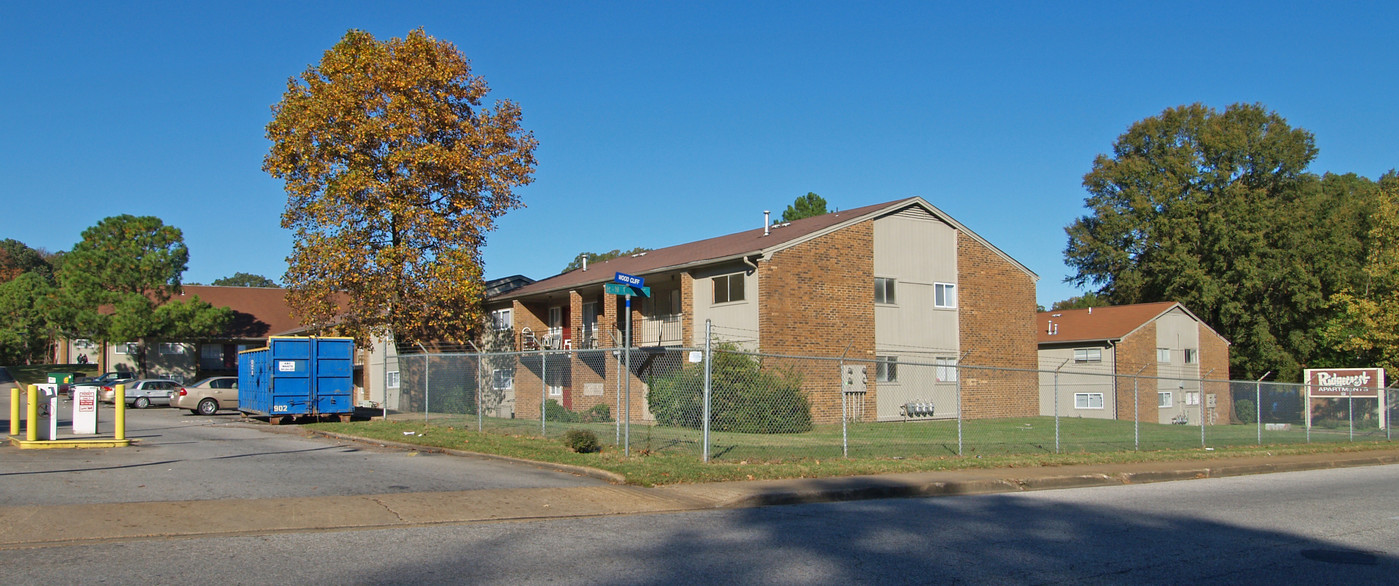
99;379;182;408
171;376;239;415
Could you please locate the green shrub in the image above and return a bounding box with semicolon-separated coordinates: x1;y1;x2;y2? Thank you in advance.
1234;399;1256;424
581;403;612;423
562;429;600;453
544;399;580;423
648;347;812;434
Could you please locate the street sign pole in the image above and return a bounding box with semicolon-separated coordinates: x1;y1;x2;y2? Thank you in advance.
624;292;631;456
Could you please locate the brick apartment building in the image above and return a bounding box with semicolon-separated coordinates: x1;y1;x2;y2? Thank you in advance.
488;197;1040;423
1037;302;1233;425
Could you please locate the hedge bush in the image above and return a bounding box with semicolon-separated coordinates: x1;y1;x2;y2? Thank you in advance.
1234;399;1257;424
562;429;600;453
648;348;812;434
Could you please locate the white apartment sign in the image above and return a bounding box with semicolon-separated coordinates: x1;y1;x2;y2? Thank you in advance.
1305;368;1383;398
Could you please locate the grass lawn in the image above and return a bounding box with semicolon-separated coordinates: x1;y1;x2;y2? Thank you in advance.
2;364;100;386
310;414;1396;487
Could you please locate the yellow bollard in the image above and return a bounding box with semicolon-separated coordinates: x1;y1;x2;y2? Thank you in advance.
26;385;38;442
9;386;18;436
114;384;125;440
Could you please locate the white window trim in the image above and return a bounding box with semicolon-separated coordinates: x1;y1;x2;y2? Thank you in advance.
1184;348;1198;364
1075;392;1104;409
1158;391;1174;408
491;308;513;331
114;342;138;355
934;282;957;309
935;357;957;382
1157;348;1172;363
159;342;183;355
876;356;898;383
386;371;400;389
492;368;514;390
1074;348;1102;363
1184;391;1201;406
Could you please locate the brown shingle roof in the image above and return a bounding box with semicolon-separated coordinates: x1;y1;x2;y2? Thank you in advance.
1037;302;1186;344
497;197;1036;301
174;285;299;339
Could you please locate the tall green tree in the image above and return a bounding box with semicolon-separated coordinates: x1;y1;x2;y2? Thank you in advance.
55;215;230;373
0;272;56;364
1322;172;1399;377
1050;292;1110;311
265;28;538;345
1064;103;1371;380
781;192;828;222
211;272;278;287
562;247;651;273
0;239;54;284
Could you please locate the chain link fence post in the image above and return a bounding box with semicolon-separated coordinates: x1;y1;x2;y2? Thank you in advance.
702;320;712;462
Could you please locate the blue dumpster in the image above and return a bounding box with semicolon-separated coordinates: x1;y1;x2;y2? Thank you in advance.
239;337;355;420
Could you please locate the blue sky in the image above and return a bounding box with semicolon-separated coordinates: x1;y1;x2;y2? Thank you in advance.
3;2;1396;307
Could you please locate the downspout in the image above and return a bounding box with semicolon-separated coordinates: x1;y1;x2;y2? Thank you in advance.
743;255;759;272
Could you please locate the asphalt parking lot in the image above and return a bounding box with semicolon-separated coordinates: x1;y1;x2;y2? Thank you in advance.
0;393;606;508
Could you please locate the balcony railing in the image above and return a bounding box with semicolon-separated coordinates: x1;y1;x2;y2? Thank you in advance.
624;313;684;346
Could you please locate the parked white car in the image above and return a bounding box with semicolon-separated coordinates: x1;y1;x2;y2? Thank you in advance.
99;379;182;408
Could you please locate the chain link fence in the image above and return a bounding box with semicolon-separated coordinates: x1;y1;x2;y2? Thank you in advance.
379;344;1396;461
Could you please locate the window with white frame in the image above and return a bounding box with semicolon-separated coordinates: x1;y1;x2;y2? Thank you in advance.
114;342;138;355
713;273;745;304
1074;348;1102;363
876;356;898;383
1075;393;1104;409
1158;391;1174;408
386;371;400;389
934;283;956;308
1184;348;1198;364
935;357;957;382
1185;391;1200;406
492;368;514;390
1157;348;1171;363
74;339;95;349
874;277;896;304
159;342;183;355
490;308;512;331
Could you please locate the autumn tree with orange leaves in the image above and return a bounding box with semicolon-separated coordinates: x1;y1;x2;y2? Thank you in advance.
265;29;537;345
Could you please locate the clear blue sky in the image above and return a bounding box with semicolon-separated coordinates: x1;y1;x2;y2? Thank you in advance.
3;1;1396;307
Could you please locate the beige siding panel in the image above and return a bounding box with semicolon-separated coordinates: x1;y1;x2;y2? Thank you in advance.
690;262;760;349
872;209;958;361
1037;344;1117;419
1155;308;1203;423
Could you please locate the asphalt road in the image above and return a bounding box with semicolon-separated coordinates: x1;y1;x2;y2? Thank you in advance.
1;394;605;507
4;463;1397;583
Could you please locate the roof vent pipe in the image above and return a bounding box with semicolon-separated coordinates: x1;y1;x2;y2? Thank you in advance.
764;210;771;236
583;255;588;271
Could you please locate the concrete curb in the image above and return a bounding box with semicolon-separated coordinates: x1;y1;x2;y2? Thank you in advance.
305;429;628;484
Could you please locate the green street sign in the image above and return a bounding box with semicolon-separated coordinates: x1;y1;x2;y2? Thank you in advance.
605;282;651;297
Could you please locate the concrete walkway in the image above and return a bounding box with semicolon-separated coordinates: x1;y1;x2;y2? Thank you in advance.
4;436;1398;549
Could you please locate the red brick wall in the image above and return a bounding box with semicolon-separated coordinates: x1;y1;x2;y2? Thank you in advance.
1200;323;1233;424
759;221;876;423
1114;323;1158;422
957;234;1039;419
